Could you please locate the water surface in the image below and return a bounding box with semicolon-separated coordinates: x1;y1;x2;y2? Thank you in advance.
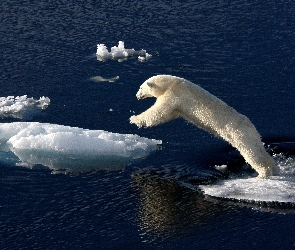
1;0;295;249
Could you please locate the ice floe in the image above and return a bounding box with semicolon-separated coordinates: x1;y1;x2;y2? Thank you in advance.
0;122;161;173
200;153;295;204
96;41;152;62
0;96;50;119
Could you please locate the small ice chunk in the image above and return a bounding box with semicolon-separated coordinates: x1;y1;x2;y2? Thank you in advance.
110;41;129;58
138;53;153;62
90;76;119;83
145;53;152;59
214;164;228;172
96;41;151;62
0;95;50;119
96;44;110;59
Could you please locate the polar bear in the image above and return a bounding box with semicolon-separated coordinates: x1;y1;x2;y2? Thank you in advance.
130;75;277;178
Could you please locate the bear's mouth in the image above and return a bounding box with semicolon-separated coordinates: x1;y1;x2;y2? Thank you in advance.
136;93;145;100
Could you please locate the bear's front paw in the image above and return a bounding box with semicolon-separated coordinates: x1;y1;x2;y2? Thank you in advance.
130;115;145;128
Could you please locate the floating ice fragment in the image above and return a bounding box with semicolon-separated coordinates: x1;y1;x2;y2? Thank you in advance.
0;122;161;173
138;53;152;62
96;41;151;62
96;44;109;58
214;164;228;173
90;76;119;83
0;96;50;119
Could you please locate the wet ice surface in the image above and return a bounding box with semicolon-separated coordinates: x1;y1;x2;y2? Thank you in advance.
200;173;295;203
199;148;295;204
0;122;161;173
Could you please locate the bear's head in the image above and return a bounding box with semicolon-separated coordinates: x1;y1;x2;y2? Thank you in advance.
136;75;177;99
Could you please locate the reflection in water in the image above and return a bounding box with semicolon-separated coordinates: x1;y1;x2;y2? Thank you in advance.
132;172;229;241
133;164;295;242
204;195;295;215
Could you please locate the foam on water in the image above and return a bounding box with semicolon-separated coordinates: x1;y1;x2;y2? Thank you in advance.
0;122;161;173
96;41;152;62
0;96;50;119
200;154;295;203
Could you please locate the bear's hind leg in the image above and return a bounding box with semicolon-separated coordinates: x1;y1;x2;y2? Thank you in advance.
238;141;278;178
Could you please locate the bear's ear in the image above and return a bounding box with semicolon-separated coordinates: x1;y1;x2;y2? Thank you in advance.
147;82;156;88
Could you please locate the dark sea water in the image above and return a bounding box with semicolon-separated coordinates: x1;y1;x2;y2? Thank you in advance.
1;0;295;249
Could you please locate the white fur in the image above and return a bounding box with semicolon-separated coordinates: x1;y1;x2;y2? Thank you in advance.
130;75;277;178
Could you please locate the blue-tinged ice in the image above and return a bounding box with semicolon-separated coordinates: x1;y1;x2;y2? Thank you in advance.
96;41;152;62
0;122;161;173
0;96;50;119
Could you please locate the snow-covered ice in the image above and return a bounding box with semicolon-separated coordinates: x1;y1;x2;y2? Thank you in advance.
0;96;50;119
96;41;152;62
200;154;295;203
0;122;161;173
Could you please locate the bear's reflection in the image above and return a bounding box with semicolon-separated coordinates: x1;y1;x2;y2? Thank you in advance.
133;164;295;241
133;173;230;239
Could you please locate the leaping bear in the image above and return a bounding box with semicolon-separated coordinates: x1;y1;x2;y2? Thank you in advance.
130;75;277;178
